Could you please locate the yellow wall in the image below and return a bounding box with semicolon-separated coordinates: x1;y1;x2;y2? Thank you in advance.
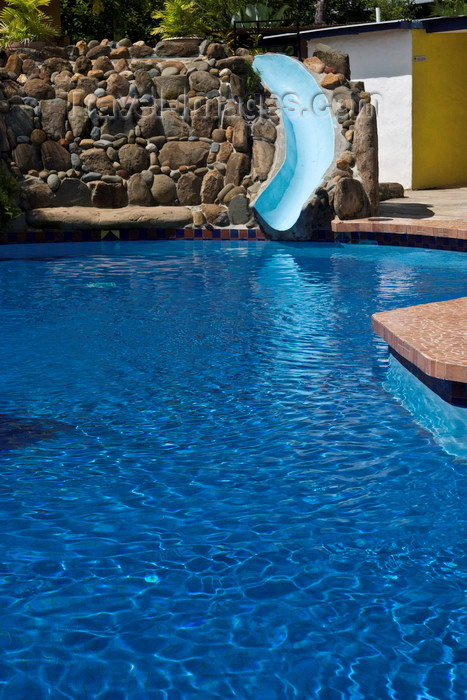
412;29;467;189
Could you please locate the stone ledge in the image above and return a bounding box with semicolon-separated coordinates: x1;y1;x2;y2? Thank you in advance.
26;206;193;230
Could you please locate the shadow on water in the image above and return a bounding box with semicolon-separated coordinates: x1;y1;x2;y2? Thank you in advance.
0;413;73;451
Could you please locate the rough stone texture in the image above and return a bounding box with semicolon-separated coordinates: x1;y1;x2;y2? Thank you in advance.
353;105;379;216
303;56;325;74
129;44;153;58
191;107;216;138
6;54;23;76
161;111;189;139
216;57;252;74
76;76;98;95
27;206;193;229
23;78;55;100
333;177;368;219
225;152;250;186
118;144;149;174
228;194;250;224
153;75;188;100
54;178;92;207
320;73;346;90
151;174;176;204
138;111;164;139
14;143;42;173
106;73;130;97
54;71;74;92
128;173;153;205
75;55;92;74
231;118;249;153
91;181;127;207
68;105;90;138
42;57;72;75
87;44;111;60
40;98;67;140
217;141;233;164
313;44;350;80
206;43;229;60
19;177;55;209
155;39;201;57
102;113;135;136
5;105;34;138
41;140;72;171
188;71;220;93
158;141;210;169
81;147;114;175
177;172;201;205
251;118;276;143
134;70;153;96
0;117;9;151
379;182;404;200
200;204;229;226
200;169;224;203
251;140;275;181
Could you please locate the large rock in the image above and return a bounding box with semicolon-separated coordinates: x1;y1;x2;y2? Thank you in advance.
155;39;201;57
81;147;114;175
127;173;153;205
206;43;229;60
188;71;220;93
74;55;92;74
5;54;23;76
129;43;153;58
191;107;217;138
228;194;250;224
68;105;90;138
42;57;73;75
176;172;201;205
93;55;113;73
0;117;9;151
353;105;379;216
106;73;130;97
138;111;164;139
216;56;252;74
90;181;127;207
313;44;350;80
251;140;274;181
225;152;250;186
19;177;55;209
5;105;34;138
54;178;92;206
161;110;189;139
40;98;67;140
217;141;233;163
101;113;135;137
76;75;99;95
27;205;193;229
14;143;42;173
118;143;149;174
158;141;210;169
200;169;224;203
54;71;74;92
41;140;72;171
333;178;368;219
134;70;153;96
153;75;188;100
200;204;229;226
87;44;111;60
23;78;55;100
151;174;176;204
231;118;249;153
251;117;276;143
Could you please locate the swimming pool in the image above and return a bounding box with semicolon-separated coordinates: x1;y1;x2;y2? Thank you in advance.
1;240;467;699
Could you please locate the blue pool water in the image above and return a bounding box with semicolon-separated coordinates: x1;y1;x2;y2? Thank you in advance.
1;240;467;699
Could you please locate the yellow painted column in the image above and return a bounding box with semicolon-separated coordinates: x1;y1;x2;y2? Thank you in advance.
412;29;467;189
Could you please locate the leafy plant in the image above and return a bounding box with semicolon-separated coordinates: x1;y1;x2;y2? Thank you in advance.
232;2;291;27
368;0;416;20
430;0;467;15
61;0;157;42
152;0;243;39
0;0;57;47
0;169;20;229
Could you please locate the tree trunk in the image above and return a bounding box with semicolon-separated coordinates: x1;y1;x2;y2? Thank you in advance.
314;0;327;24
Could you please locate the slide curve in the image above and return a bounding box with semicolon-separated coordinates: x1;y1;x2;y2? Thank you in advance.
252;54;335;234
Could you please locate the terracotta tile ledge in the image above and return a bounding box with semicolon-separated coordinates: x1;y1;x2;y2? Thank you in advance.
372;297;467;385
331;218;467;240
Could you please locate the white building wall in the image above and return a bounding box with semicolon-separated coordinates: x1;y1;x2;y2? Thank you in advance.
307;30;413;188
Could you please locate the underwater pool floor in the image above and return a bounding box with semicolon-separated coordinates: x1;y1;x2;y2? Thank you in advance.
1;240;467;699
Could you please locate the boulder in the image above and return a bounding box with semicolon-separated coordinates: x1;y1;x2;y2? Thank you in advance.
22;59;39;75
303;56;325;74
353;105;379;216
118;143;149;174
151;174;176;204
127;173;153;205
217;141;233;163
251;118;276;143
158;140;210;169
200;169;224;203
90;181;127;207
74;55;92;74
155;39;201;58
2;80;21;99
30;128;47;145
23;78;55;100
28;205;193;229
106;73;130;97
138;111;164;138
231;118;249;153
13;143;42;173
129;43;153;58
320;73;346;90
76;76;98;95
92;55;113;73
190;107;217;139
153;75;189;100
206;43;229;60
54;178;92;206
228;194;250;224
0;117;9;151
5;54;23;76
216;56;252;74
81;147;114;175
134;70;153;96
200;203;229;227
101;113;135;137
225;152;250;186
313;44;350;80
378;182;404;201
188;71;220;93
40;98;67;140
251;140;274;181
41;57;73;75
333;178;369;219
54;71;74;92
161;110;189;139
68;105;90;138
6;106;35;138
87;44;111;60
176;172;201;205
19;177;55;209
41;140;71;171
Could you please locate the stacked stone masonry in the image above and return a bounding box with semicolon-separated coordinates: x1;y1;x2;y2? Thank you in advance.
0;37;378;233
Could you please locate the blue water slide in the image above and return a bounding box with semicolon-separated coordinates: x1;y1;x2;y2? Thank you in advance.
252;54;335;234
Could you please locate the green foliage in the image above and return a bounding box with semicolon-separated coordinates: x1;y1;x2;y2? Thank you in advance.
232;2;291;26
431;0;467;16
0;169;20;229
0;0;57;46
368;0;416;20
61;0;158;42
152;0;243;38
